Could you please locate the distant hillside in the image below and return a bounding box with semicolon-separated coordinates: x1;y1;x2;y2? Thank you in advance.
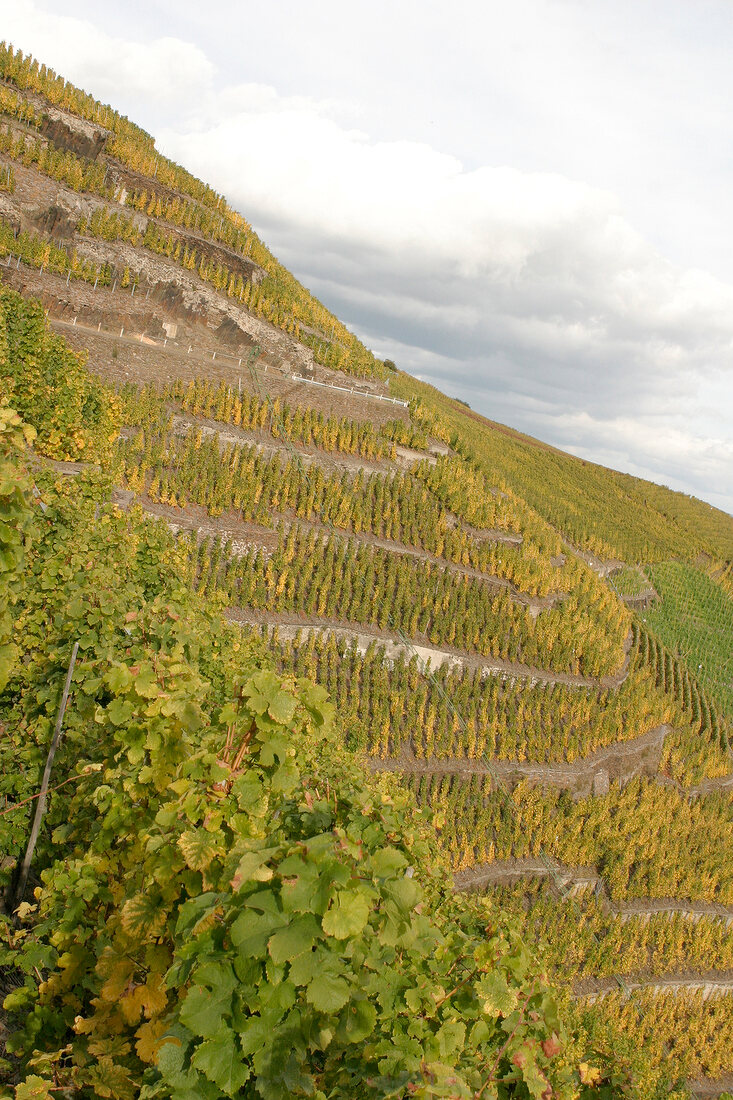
394;375;733;564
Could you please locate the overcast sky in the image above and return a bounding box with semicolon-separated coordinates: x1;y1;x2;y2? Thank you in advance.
4;0;733;515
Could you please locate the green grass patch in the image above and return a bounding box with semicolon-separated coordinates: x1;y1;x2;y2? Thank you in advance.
643;561;733;717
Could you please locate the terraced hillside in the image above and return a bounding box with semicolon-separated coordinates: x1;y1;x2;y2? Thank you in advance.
2;42;733;1099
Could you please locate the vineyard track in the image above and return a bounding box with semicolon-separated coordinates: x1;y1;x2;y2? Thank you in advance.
454;861;733;923
454;858;601;892
560;539;624;578
39;463;552;606
573;968;733;1000
170;412;391;477
688;1073;733;1098
225;610;634;690
46;311;409;426
368;736;733;799
125;491;557;611
366;724;671;796
658;772;733;798
168;411;525;545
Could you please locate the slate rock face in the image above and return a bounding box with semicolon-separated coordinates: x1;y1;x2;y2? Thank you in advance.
40;114;107;161
34;203;76;241
592;769;610;797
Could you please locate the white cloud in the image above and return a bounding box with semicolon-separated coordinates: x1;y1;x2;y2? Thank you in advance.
2;0;214;113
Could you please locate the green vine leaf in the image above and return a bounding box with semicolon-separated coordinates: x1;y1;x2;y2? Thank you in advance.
190;1025;250;1093
322;891;370;940
306;968;350;1013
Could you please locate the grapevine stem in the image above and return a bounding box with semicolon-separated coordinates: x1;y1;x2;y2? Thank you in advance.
477;990;532;1097
231;721;255;772
433;965;479;1008
0;768;89;816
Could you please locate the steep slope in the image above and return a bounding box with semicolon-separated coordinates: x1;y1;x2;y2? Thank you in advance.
1;42;733;1100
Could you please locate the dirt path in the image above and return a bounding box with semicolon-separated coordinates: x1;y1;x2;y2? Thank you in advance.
453;859;733;924
367;724;671;797
657;772;733;798
169;411;526;547
575;969;733;1001
46;310;410;425
687;1073;733;1098
125;476;561;612
227;610;633;691
171;412;390;478
367;727;733;799
51;455;536;602
453;858;601;892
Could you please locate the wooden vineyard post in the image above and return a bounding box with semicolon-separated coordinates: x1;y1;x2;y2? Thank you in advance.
10;641;79;911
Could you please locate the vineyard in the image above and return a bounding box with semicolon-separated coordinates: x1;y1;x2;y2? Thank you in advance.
1;41;733;1100
638;562;733;718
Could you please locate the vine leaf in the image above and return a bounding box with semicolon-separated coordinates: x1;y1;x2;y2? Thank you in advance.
267;690;297;724
179;982;233;1039
336;998;377;1045
268;914;320;964
478;972;517;1018
178;829;220;871
134;1019;167;1063
14;1077;54;1100
191;1025;251;1093
322;891;370;940
120;893;167;939
306;969;350;1013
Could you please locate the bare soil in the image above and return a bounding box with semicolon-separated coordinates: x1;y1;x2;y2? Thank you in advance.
575;969;733;1001
226;609;633;690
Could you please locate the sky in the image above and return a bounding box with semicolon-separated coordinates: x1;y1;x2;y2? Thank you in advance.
3;0;733;515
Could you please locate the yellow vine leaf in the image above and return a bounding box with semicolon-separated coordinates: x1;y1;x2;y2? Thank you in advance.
138;971;168;1018
178;828;221;871
120;894;167;939
86;1035;132;1059
119;988;144;1027
135;1018;169;1063
14;1077;54;1100
579;1063;603;1086
99;959;135;1003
